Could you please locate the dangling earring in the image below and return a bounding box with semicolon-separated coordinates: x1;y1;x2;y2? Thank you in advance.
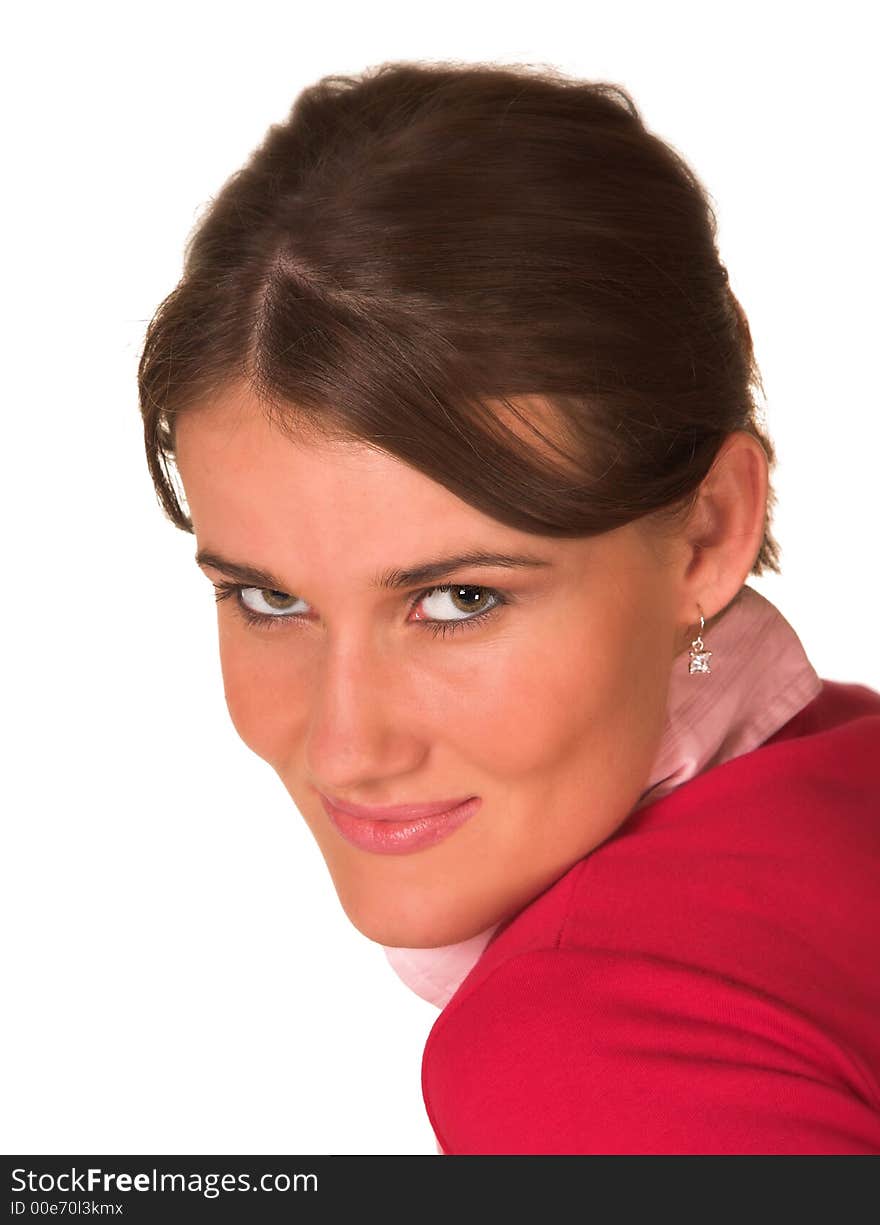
688;606;712;675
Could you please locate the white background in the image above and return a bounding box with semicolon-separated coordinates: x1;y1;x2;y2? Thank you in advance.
3;0;877;1155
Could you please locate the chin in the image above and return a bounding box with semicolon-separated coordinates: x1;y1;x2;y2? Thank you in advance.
337;887;501;950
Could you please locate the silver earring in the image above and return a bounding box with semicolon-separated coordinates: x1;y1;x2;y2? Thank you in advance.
688;607;712;675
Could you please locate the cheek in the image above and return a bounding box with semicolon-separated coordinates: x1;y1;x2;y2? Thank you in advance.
528;593;669;735
217;629;310;769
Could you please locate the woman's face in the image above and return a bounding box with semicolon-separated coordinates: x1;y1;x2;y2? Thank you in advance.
174;384;688;948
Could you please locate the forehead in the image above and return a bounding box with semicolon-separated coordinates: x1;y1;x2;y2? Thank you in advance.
172;386;547;568
178;392;466;514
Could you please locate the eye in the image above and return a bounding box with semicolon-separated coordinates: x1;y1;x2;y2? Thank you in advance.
411;585;506;638
211;582;308;626
240;587;308;618
210;579;509;639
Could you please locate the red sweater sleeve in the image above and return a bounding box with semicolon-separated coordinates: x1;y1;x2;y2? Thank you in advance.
423;947;880;1154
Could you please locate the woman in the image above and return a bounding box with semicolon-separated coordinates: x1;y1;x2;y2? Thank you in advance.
137;59;880;1154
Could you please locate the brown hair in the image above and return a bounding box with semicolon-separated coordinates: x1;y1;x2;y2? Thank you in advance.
138;58;780;573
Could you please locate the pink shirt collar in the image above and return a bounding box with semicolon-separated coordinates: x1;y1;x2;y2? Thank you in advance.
381;585;822;1008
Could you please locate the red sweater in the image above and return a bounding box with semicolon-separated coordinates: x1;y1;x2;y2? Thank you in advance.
421;680;880;1154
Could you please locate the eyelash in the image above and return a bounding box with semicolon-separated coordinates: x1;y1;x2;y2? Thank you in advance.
210;580;510;640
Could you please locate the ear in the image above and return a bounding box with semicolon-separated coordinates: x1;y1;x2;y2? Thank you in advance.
675;431;770;648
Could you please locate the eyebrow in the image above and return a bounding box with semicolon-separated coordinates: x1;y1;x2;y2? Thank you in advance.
195;547;553;592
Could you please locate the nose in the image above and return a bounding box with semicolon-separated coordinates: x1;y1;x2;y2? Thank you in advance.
303;632;429;796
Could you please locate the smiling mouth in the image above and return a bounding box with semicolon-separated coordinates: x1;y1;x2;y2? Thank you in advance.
317;791;478;822
320;794;483;856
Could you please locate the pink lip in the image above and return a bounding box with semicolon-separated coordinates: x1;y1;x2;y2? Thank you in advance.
320;794;481;856
318;792;476;822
